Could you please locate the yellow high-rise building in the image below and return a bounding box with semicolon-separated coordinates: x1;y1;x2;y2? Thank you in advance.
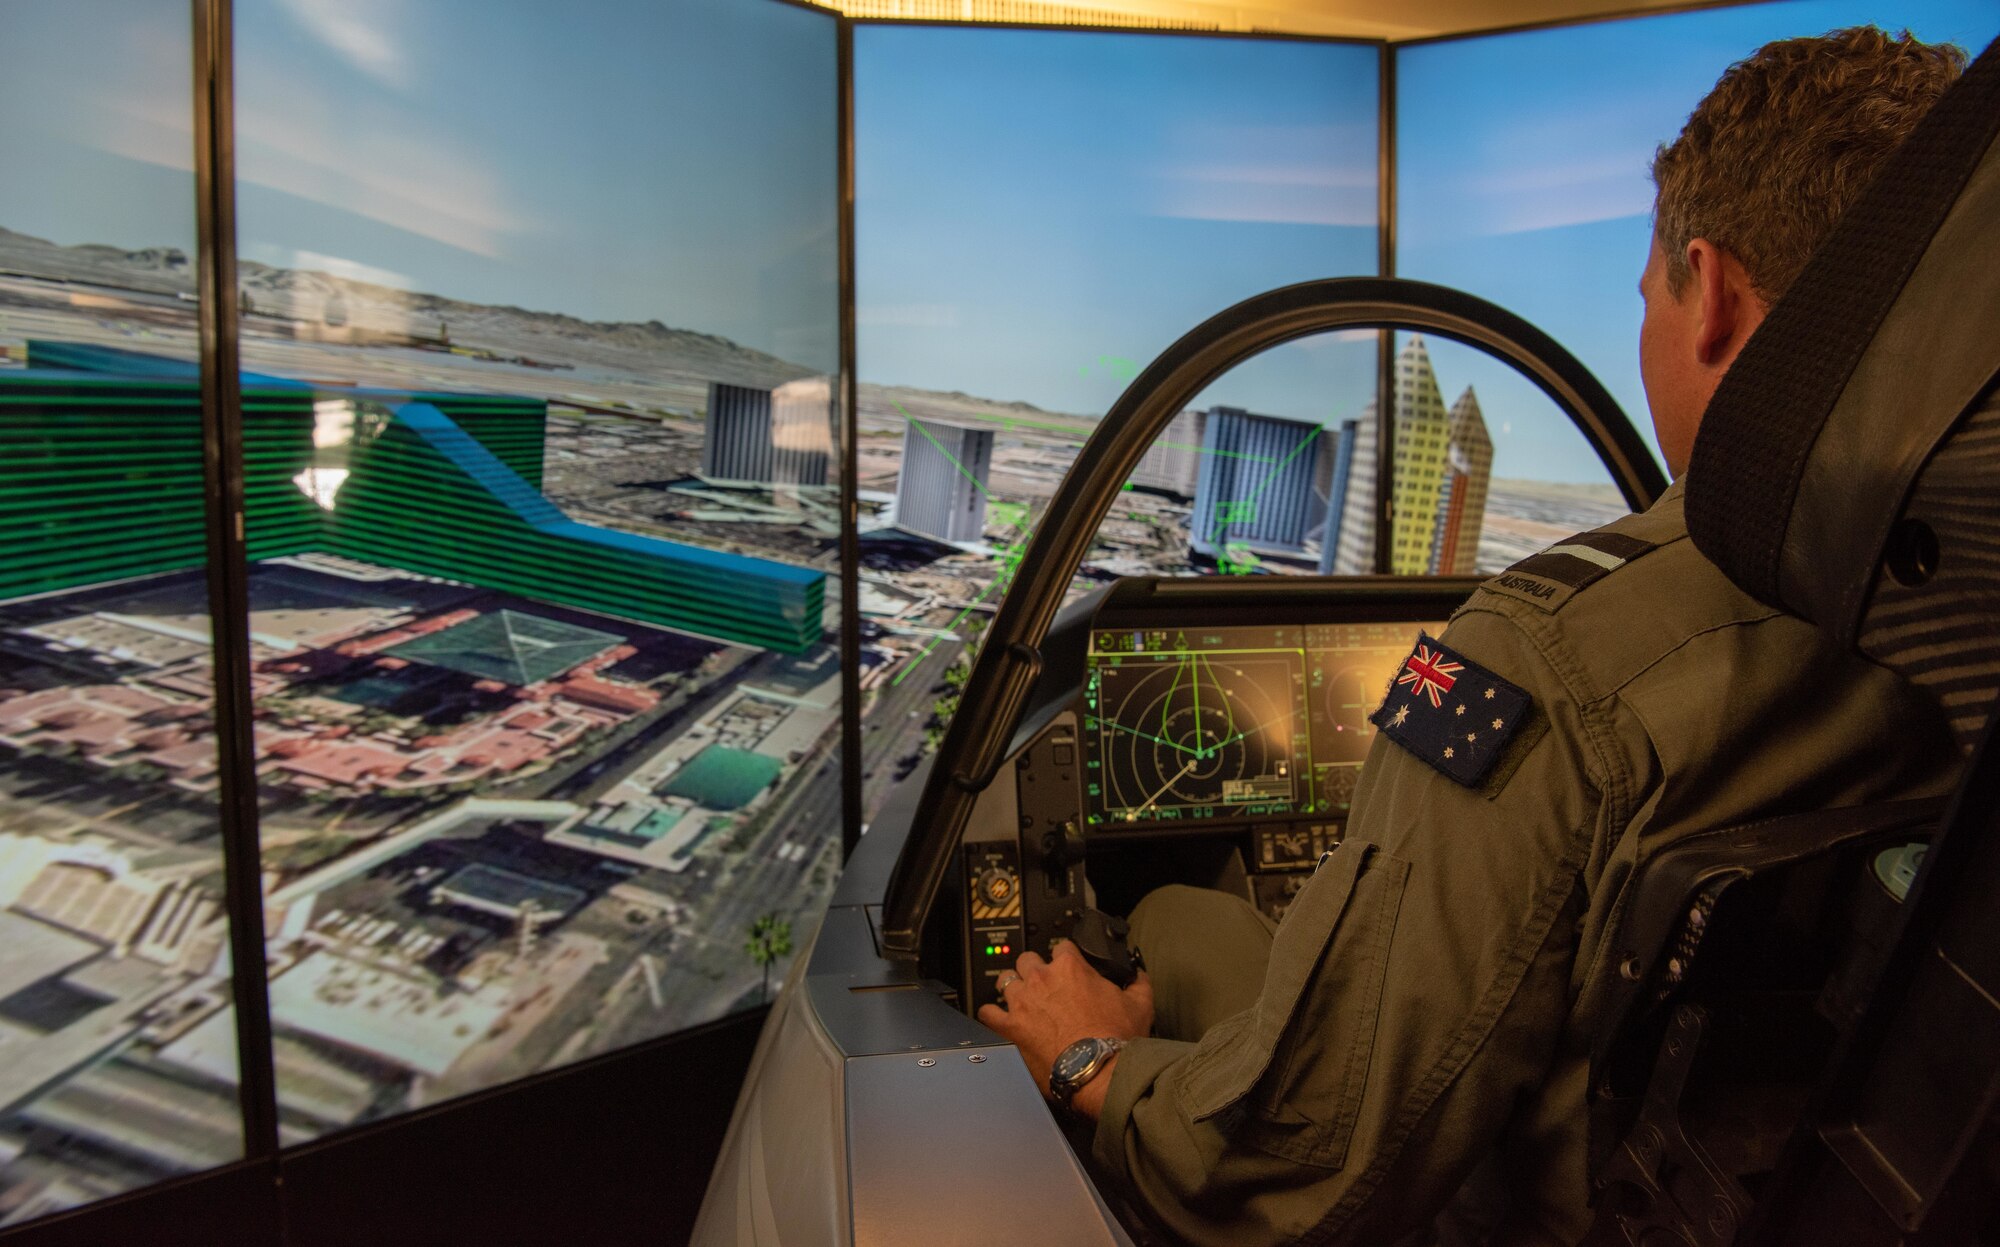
1388;336;1451;574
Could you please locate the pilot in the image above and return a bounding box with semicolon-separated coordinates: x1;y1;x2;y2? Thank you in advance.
981;27;1970;1246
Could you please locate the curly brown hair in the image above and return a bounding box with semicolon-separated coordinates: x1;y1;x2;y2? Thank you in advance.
1652;26;1966;302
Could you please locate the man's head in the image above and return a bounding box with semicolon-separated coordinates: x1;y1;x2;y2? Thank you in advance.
1640;26;1966;475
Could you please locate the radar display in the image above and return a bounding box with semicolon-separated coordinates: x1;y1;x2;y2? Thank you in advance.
1305;621;1443;812
1084;627;1309;826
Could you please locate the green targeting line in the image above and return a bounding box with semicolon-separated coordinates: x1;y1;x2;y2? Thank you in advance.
1211;654;1239;747
1162;654;1185;743
954;409;1080;435
1241;424;1324;507
1201;708;1293;759
889;532;1030;687
894;401;997;502
1211;422;1326;548
889;572;1003;687
1101;717;1202;757
1191;655;1202;757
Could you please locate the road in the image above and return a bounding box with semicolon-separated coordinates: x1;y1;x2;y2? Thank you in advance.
859;638;965;820
444;755;844;1084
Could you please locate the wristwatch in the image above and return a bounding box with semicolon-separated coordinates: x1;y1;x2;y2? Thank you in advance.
1048;1036;1127;1108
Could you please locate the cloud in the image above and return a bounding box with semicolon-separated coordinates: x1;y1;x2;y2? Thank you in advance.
78;91;195;175
231;95;529;258
31;21;196;178
1144;119;1378;228
1428;92;1695;237
1465;151;1656;234
1149;161;1377;227
275;0;411;90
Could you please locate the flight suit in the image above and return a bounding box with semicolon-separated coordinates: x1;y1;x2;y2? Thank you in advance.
1092;478;1961;1246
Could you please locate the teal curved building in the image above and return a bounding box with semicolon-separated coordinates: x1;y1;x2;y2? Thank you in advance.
0;342;824;653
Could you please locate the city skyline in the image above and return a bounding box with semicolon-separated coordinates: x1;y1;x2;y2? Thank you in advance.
1188;336;1496;576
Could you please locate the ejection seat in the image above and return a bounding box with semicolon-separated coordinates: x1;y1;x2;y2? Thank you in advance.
1582;32;2000;1246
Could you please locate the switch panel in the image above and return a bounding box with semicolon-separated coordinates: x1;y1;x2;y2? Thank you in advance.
965;841;1026;1013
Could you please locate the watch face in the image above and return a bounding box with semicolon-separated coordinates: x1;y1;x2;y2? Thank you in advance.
1053;1038;1103;1088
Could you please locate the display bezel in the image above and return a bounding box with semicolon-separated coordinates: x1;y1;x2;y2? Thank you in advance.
1079;576;1475;833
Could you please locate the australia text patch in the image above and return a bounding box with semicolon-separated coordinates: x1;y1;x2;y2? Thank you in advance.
1484;531;1657;613
1370;632;1532;787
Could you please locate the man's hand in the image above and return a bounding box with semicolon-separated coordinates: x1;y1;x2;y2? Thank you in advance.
976;939;1154;1121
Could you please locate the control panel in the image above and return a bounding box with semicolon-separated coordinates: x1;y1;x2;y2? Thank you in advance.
964;840;1026;1012
1083;620;1440;831
1247;822;1343;923
963;715;1088;1014
947;581;1473;1013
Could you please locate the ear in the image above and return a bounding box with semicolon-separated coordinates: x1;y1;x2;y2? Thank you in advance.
1684;238;1756;368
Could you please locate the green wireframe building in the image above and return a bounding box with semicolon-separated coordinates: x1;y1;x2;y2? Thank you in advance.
0;342;824;653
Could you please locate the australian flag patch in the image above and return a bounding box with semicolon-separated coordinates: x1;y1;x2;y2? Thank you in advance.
1369;632;1532;788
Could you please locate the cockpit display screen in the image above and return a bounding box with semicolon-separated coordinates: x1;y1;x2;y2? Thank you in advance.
1084;626;1310;826
1083;620;1444;828
1306;622;1444;813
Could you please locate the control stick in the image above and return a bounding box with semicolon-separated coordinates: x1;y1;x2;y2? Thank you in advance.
1067;908;1143;988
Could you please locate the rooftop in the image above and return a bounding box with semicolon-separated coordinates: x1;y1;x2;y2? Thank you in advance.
431;864;585;920
385;609;620;687
660;745;782;811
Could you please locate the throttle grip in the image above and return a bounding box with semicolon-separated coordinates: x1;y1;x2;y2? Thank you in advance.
1067;908;1143;988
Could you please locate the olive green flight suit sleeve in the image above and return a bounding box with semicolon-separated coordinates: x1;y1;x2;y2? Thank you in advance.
1091;605;1617;1247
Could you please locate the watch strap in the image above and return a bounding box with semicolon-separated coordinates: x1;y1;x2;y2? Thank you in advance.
1051;1036;1127;1107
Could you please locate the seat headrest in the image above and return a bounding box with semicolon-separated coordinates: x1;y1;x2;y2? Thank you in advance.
1688;36;2000;739
1688;37;2000;627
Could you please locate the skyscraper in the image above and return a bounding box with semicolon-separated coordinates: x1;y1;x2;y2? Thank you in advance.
1190;407;1326;558
1428;386;1494;575
1387;336;1453;575
1130;409;1206;497
1316;338;1494;576
702;380;831;487
1319;416;1377;575
895;418;993;543
770;377;834;489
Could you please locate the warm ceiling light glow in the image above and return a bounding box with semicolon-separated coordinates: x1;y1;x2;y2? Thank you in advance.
816;0;1749;41
827;0;1222;32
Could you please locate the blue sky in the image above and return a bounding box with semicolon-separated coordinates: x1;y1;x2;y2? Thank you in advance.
0;0;841;375
9;1;1994;484
860;2;1996;485
0;2;199;253
1399;0;1999;481
855;28;1382;426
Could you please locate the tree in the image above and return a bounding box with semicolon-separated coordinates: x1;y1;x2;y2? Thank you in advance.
746;913;794;1005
